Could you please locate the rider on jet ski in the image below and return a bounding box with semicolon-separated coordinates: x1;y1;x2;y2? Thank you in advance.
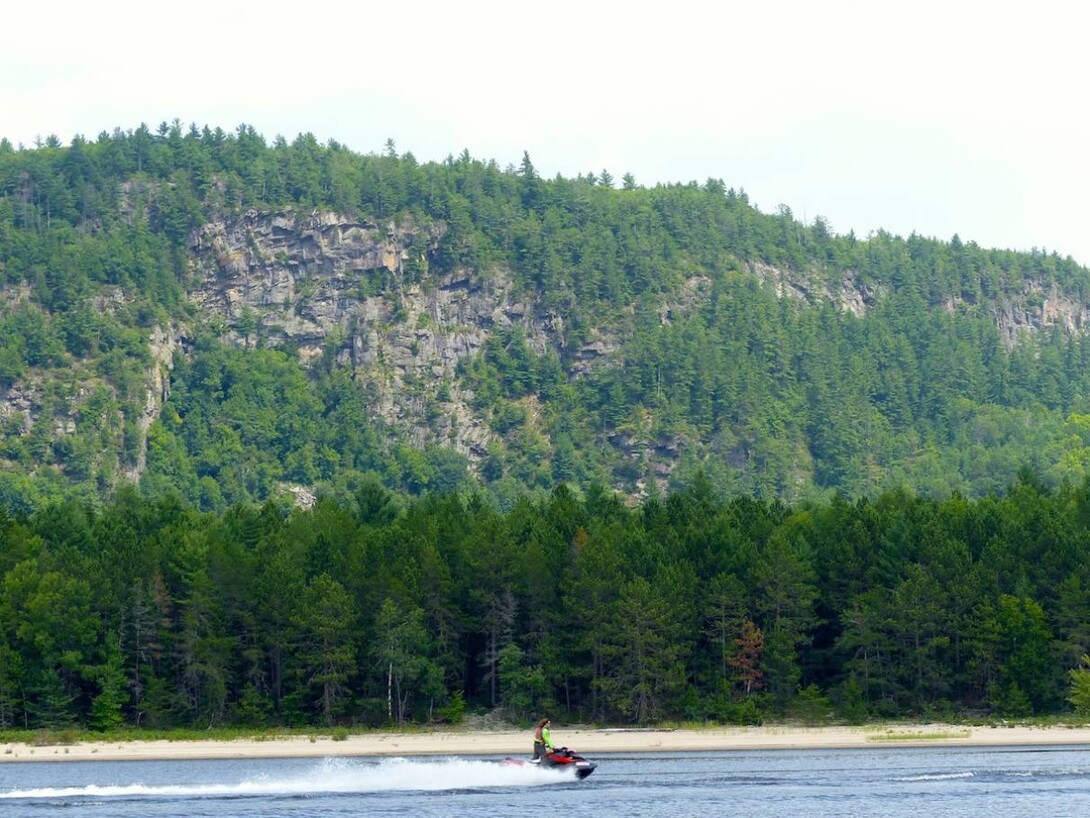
515;716;596;778
532;717;554;761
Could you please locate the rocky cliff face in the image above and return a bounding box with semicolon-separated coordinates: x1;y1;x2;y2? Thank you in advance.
992;285;1090;347
750;261;887;319
188;209;573;460
121;323;180;483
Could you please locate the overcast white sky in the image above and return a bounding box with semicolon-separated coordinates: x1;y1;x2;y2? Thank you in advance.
4;0;1088;265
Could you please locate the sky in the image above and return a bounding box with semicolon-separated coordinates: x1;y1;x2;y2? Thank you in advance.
4;0;1088;266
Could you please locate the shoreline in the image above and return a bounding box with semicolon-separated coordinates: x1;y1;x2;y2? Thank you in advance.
7;723;1090;763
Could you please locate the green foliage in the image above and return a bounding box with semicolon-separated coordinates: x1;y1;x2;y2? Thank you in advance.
373;599;441;726
437;689;466;725
498;642;548;719
88;637;126;732
4;127;1090;509
790;683;834;726
292;574;356;726
1067;655;1090;717
0;477;1089;728
7;126;1090;731
597;574;692;723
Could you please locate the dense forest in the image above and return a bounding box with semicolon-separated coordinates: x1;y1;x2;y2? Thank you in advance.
4;124;1090;729
3;476;1090;730
2;124;1090;511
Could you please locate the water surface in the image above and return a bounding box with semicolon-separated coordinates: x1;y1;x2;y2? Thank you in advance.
4;745;1090;816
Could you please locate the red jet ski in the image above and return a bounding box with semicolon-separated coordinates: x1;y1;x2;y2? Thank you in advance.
503;746;598;779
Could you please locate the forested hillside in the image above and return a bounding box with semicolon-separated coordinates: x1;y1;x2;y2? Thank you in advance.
3;476;1090;729
5;124;1090;730
2;123;1090;511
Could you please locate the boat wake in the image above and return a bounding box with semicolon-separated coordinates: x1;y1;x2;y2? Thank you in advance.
895;772;975;782
0;756;575;800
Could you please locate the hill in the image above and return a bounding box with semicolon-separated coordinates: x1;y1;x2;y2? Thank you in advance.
2;123;1090;512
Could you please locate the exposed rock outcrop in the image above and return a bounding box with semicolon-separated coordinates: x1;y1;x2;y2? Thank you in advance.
122;324;181;483
189;210;572;461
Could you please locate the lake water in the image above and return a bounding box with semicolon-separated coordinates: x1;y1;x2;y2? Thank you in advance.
4;745;1090;817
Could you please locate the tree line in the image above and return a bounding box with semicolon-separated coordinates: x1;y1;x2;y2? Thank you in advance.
3;473;1090;731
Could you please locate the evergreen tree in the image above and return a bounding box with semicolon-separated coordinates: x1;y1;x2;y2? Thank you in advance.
292;574;356;725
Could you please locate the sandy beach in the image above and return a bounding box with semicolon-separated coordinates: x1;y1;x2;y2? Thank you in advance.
6;723;1090;762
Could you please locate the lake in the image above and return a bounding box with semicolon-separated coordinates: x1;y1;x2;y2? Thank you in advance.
4;745;1090;816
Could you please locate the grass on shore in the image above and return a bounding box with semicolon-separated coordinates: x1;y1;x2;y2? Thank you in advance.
866;729;973;742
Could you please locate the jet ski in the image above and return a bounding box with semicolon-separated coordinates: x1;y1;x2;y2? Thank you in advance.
503;746;598;779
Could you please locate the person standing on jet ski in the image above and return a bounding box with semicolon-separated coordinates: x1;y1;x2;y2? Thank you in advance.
533;717;554;760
